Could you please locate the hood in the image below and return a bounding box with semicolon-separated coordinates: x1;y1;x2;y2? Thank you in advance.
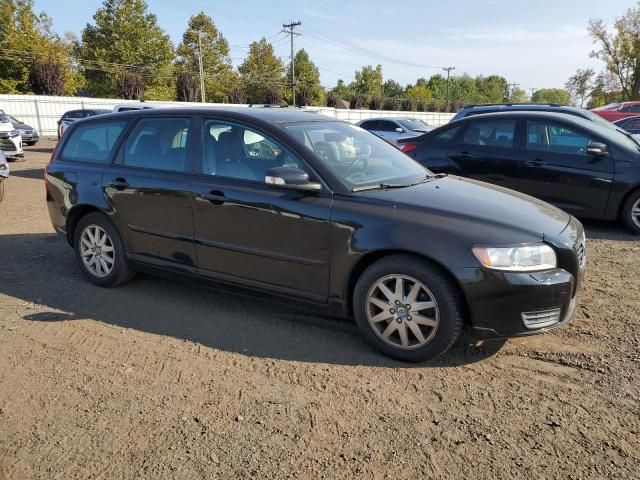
359;175;571;244
0;122;14;133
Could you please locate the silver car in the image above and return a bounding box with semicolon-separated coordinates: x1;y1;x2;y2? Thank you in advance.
356;117;433;146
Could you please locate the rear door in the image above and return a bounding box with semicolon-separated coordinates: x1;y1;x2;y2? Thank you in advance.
103;115;197;272
448;118;520;189
517;119;614;216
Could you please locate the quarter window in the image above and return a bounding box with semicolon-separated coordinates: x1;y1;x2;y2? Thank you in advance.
435;125;461;142
60;121;127;163
463;120;515;148
527;121;596;156
123;118;190;172
201;120;301;181
359;120;378;131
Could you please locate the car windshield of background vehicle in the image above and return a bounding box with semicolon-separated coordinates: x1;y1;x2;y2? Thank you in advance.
399;119;430;131
589;121;640;153
283;121;430;190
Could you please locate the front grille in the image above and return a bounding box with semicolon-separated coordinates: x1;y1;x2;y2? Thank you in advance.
576;234;587;269
522;308;562;329
0;138;17;151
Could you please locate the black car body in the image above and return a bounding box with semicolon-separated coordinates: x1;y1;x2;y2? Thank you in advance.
57;109;111;139
45;108;586;362
399;111;640;234
614;117;640;136
3;114;39;145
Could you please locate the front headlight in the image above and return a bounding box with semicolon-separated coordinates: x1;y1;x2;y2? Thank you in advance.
10;129;20;137
472;243;557;272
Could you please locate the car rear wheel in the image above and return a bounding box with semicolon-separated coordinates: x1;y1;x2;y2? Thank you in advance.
621;190;640;235
74;212;134;287
0;181;5;202
353;255;464;362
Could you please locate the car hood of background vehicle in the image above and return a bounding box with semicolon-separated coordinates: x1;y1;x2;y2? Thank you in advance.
360;175;572;243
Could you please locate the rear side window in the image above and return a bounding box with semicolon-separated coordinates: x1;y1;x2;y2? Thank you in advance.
463;120;516;148
359;120;378;131
435;125;461;142
60;121;127;163
123;118;190;172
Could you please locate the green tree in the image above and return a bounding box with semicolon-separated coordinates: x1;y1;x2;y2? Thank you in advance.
509;87;529;103
330;79;353;101
427;74;447;99
588;72;622;108
565;68;595;107
285;48;324;106
532;88;572;105
382;79;404;99
405;84;432;103
0;0;83;94
175;12;233;102
476;75;509;103
238;38;284;104
350;64;383;99
79;0;175;99
589;3;640;100
452;75;480;104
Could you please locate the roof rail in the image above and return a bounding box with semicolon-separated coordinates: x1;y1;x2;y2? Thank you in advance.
463;103;564;109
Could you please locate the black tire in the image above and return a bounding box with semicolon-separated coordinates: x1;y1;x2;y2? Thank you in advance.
73;212;135;287
353;254;464;363
621;190;640;235
0;181;4;202
25;141;37;146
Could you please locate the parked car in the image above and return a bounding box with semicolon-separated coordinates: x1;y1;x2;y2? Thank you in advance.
57;109;111;139
112;102;157;113
46;108;586;362
0;116;23;160
356;117;433;145
398;111;640;234
0;150;8;202
614;117;640;136
2;114;39;146
452;103;618;130
591;102;640;122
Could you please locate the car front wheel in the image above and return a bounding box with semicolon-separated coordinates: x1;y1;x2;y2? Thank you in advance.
353;255;464;362
73;212;134;287
621;190;640;235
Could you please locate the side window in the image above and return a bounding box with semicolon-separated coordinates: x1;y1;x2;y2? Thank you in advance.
435;125;461;142
627;118;640;129
378;121;399;132
628;105;640;113
60;121;127;163
123;118;190;172
201;120;302;182
360;120;378;131
527;121;594;156
463;120;515;148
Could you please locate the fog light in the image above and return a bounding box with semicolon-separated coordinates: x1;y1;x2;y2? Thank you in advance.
521;308;562;329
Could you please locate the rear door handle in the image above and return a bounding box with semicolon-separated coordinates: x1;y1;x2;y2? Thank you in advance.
200;190;226;205
109;177;129;190
522;159;547;167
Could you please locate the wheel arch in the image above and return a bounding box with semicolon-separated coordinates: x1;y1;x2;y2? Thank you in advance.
344;249;470;325
65;204;104;246
617;184;640;218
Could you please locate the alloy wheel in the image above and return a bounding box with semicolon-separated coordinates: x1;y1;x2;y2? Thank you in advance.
80;224;115;278
632;198;640;229
366;274;440;350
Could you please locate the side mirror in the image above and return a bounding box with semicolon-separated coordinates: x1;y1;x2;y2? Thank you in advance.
265;166;321;192
586;142;608;156
395;127;404;133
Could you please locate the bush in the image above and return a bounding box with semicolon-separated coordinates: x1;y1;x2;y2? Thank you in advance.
117;70;144;100
383;98;400;110
402;97;416;111
265;84;283;105
416;99;428;112
28;59;65;96
350;93;368;109
369;95;384;110
176;72;199;102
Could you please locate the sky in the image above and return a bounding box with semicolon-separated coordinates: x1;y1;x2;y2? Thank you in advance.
32;0;633;91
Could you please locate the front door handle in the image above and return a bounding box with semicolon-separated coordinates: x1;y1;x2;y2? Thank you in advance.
200;190;226;205
522;159;547;167
109;177;129;190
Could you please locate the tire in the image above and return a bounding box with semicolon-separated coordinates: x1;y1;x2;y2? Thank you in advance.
353;254;464;363
0;181;4;202
25;141;37;146
621;190;640;235
73;212;135;287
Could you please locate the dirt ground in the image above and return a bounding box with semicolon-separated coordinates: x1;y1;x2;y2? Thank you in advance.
0;139;638;479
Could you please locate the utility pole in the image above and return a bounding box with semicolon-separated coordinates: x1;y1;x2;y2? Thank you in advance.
529;87;536;101
507;83;520;102
442;66;455;111
197;30;206;103
282;21;302;106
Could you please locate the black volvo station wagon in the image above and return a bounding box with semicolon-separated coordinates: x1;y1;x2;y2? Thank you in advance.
46;108;586;362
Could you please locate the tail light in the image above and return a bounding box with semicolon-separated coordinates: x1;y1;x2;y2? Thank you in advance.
400;143;418;154
45;143;58;176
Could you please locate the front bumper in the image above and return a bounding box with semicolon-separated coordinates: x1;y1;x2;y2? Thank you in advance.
0;135;23;158
19;130;39;143
457;217;585;338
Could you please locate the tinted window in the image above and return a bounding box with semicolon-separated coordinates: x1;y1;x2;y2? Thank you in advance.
398;119;429;131
123;118;190;172
463;120;515;148
378;121;399;132
527;121;595;156
628;105;640;113
201;120;301;181
625;118;640;129
435;125;461;142
60;121;126;163
359;120;378;130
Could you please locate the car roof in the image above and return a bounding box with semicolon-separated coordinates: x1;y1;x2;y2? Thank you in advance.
449;110;594;126
460;103;583;113
88;107;333;125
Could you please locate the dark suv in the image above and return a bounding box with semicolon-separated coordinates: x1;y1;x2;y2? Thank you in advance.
46;108;585;362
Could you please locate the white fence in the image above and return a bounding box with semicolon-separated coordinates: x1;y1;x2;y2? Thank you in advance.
0;94;454;136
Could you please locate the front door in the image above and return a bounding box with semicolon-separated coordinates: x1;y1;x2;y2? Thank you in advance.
103;116;196;271
191;118;332;300
518;119;614;217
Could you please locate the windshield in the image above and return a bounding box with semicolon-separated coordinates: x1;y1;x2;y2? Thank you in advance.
583;110;617;130
587;120;640;153
398;119;430;131
283;121;430;189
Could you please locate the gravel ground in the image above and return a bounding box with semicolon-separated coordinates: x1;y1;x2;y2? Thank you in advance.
0;140;638;479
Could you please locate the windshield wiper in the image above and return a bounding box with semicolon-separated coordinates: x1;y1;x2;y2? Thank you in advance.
352;183;411;192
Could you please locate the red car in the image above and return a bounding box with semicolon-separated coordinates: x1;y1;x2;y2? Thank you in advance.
591;102;640;122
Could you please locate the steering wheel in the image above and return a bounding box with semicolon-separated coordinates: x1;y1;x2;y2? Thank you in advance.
344;157;368;179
